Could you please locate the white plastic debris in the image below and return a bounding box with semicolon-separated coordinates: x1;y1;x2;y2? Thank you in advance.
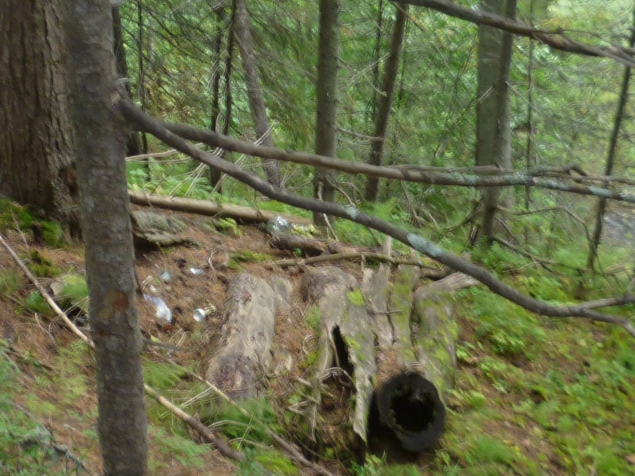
159;271;172;282
265;215;291;234
189;268;204;276
144;294;173;323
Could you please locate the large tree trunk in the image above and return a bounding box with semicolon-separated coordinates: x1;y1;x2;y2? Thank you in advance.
0;1;80;235
67;1;148;474
476;0;516;243
233;0;282;187
313;0;340;227
364;3;408;202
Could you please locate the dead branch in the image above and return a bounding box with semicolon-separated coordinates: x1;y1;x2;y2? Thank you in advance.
129;190;312;225
142;118;635;205
122;98;635;338
394;0;635;69
0;233;245;462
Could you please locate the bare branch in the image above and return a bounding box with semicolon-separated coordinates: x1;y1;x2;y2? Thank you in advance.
121;98;635;339
143;119;635;205
393;0;635;69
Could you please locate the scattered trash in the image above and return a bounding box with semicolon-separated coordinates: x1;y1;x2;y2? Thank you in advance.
193;304;217;322
189;268;204;276
159;271;172;282
266;216;291;234
144;294;172;323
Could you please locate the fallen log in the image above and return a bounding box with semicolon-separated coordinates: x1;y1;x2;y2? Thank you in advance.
129;190;312;225
361;238;393;350
270;233;329;257
302;267;376;445
206;273;277;399
374;273;478;452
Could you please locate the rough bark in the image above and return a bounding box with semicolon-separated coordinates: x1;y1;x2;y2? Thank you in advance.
269;234;329;257
233;0;282;187
313;0;341;227
112;5;142;158
587;7;635;269
302;267;376;444
206;274;277;399
364;4;409;202
0;1;80;234
66;1;148;474
476;0;516;242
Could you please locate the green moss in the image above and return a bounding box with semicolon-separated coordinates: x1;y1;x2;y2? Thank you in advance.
255;449;298;475
27;250;61;278
227;259;243;271
25;291;54;316
304;305;321;331
231;250;273;263
346;288;365;306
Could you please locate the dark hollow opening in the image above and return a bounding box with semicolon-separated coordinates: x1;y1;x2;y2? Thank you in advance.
332;326;354;378
390;384;437;432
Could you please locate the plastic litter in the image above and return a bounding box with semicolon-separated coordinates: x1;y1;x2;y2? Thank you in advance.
265;216;291;234
193;304;217;322
144;294;173;323
189;268;204;276
159;271;172;282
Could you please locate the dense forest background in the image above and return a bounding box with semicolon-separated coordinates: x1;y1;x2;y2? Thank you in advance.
2;0;635;474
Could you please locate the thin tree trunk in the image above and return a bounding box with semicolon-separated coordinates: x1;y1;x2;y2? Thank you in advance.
364;4;408;202
233;0;282;187
137;0;148;154
369;0;384;123
0;1;80;235
67;1;148;474
587;6;635;269
476;0;516;243
222;0;236;138
208;4;228;189
112;5;143;159
313;0;340;227
524;0;535;213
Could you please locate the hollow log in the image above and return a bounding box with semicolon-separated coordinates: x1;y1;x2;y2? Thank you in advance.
302;267;376;444
206;273;276;400
373;273;478;452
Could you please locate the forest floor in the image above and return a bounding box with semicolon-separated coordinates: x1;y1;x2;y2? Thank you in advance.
1;202;635;475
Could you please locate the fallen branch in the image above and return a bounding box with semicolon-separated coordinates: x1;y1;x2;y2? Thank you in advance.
0;233;245;462
122;99;635;338
145;119;635;205
394;0;635;68
129;190;312;226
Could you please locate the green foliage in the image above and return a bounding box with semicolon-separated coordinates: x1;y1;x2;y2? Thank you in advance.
151;426;208;469
52;341;89;405
143;360;185;390
25;291;53;316
0;269;19;296
211;397;280;445
346;289;365;306
215;218;242;237
26;251;61;278
254;449;298;475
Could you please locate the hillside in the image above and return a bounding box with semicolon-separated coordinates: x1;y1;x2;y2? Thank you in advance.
1;200;635;476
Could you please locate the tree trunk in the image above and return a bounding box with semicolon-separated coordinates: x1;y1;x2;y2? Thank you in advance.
476;0;516;243
112;5;143;158
67;1;148;474
233;0;282;187
208;4;228;190
587;7;635;269
136;0;148;154
0;1;80;235
364;4;408;202
313;0;340;227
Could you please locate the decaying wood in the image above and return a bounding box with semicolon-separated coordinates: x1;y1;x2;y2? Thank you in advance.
373;272;479;452
129;190;312;225
362;237;393;349
270;233;329;256
389;252;422;351
302;267;376;444
206;273;277;399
